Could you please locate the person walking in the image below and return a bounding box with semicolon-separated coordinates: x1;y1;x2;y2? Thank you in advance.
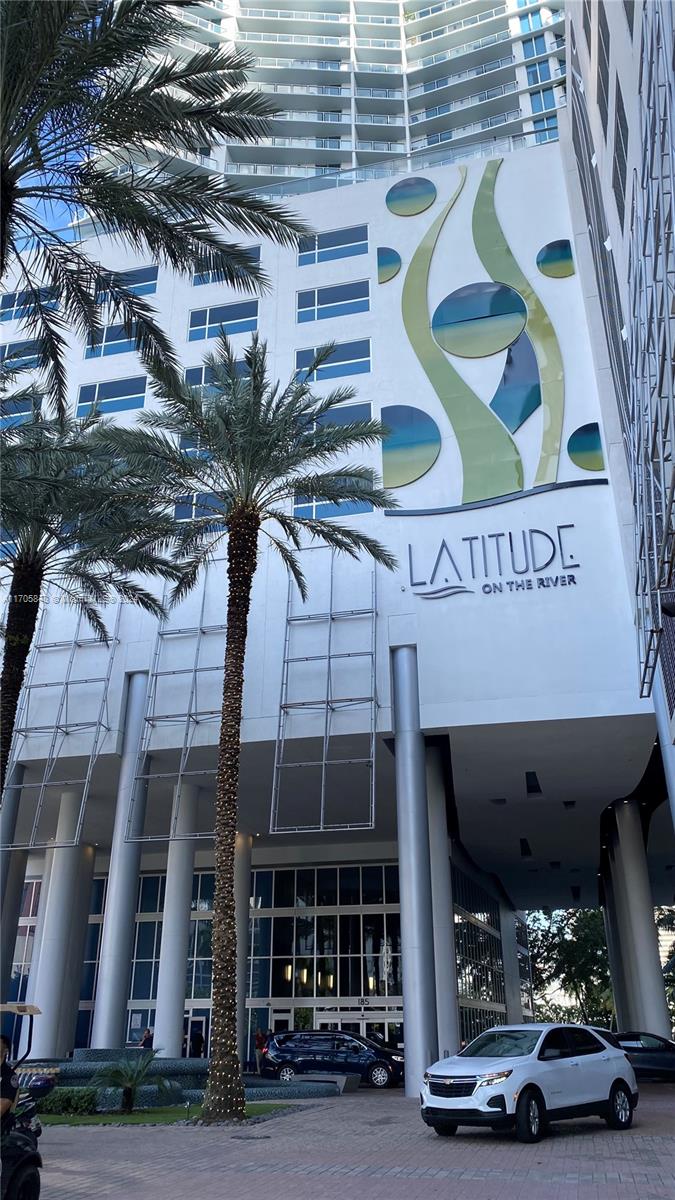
254;1028;267;1075
190;1027;205;1058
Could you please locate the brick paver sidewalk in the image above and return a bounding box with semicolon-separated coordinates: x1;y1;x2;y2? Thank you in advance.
40;1083;675;1199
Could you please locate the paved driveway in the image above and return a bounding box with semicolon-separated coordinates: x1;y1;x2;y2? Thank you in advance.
40;1083;675;1200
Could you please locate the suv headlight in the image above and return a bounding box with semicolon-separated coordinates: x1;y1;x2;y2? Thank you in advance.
423;1071;430;1084
391;1055;404;1063
476;1070;513;1088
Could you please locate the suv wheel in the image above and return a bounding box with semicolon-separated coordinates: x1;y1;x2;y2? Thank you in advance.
434;1122;458;1137
278;1064;297;1084
605;1081;633;1130
6;1163;41;1200
368;1063;391;1089
515;1088;544;1143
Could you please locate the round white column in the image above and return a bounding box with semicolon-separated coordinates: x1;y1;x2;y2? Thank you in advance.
153;783;199;1058
18;853;52;1058
426;744;459;1058
91;672;148;1049
391;645;438;1097
612;800;671;1038
234;832;253;1069
0;764;27;1002
31;791;93;1058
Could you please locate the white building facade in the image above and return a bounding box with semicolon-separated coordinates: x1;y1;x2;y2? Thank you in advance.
2;131;674;1085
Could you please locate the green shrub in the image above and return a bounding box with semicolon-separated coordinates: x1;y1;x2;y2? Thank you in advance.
37;1087;98;1115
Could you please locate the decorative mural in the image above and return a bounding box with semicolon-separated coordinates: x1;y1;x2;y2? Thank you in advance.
379;159;603;510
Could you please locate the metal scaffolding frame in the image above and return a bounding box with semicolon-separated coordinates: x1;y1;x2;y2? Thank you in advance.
270;546;378;835
3;595;122;849
124;556;228;844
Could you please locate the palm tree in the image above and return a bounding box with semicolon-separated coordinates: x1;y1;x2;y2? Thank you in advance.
0;0;306;412
93;1049;169;1114
100;334;397;1120
0;402;187;791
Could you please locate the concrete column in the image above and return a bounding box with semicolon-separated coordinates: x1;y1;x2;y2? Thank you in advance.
0;764;27;1002
235;832;253;1068
611;800;671;1038
606;838;640;1029
153;784;199;1058
499;904;524;1025
426;745;459;1058
57;845;95;1056
31;791;94;1058
601;868;630;1029
391;645;438;1096
18;853;52;1059
653;670;675;834
91;672;148;1049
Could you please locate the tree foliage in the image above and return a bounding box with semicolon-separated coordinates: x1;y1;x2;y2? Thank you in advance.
527;908;615;1027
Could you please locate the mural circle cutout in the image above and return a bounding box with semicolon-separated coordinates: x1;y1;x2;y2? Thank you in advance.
567;422;604;472
382;404;441;488
385;177;437;217
432;282;527;358
377;247;401;284
536;239;575;278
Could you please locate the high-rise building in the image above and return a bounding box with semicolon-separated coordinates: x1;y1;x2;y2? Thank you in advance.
154;1;566;187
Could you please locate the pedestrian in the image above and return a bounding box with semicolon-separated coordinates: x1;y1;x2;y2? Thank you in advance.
139;1028;153;1049
254;1028;266;1074
190;1027;205;1058
0;1034;19;1137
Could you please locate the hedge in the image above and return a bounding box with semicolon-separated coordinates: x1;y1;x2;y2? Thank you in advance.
37;1087;98;1115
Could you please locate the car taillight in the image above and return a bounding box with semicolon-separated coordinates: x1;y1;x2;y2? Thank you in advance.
262;1045;268;1054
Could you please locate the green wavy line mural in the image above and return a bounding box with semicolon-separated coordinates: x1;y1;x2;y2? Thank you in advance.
472;159;565;486
401;169;523;504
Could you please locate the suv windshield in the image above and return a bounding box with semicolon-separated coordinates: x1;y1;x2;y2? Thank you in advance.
459;1030;541;1058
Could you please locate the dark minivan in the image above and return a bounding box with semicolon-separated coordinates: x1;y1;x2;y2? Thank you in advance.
261;1030;404;1088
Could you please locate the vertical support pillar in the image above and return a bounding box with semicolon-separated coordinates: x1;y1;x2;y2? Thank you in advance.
18;854;53;1058
610;800;671;1038
154;784;199;1058
499;904;524;1025
606;838;640;1028
91;672;148;1049
601;868;630;1030
31;791;94;1058
426;745;459;1058
391;645;438;1096
0;764;27;1002
652;671;675;834
234;832;252;1069
57;844;95;1055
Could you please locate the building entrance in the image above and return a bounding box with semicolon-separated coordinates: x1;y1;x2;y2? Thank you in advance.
316;1011;403;1048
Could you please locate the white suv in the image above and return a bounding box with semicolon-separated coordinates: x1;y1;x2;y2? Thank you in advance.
420;1024;638;1142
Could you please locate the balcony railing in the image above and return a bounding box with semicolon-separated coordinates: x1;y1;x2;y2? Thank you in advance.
412;28;511;72
406;5;507;48
411;106;521;148
241;31;350;46
239;8;346;22
409;79;517;122
407;53;514;96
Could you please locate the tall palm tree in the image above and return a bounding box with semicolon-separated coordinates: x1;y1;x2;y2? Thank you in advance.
0;402;187;791
100;334;397;1120
0;0;306;412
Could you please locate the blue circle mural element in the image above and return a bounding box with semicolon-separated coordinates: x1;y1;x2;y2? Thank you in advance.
432;282;528;358
567;422;604;472
536;239;575;278
381;404;441;487
385;177;437;217
377;247;401;284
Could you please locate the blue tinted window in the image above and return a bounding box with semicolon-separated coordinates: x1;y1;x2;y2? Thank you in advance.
188;301;258;340
299;225;368;266
193;246;260;285
0;389;39;429
0;340;41;370
293;403;374;519
296;339;370;381
253;870;273;907
522;34;546;58
533;115;558;143
0;287;57;322
138;875;160;913
89;878;105;914
85;322;136;358
77;374;146;416
174;492;226;529
97;265;157;301
531;88;555;113
297;280;369;323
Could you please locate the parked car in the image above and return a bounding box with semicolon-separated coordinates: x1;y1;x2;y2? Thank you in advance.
261;1030;404;1087
420;1023;638;1143
615;1031;675;1080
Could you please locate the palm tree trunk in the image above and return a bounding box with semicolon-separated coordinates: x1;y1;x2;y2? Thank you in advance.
202;508;259;1122
0;563;42;794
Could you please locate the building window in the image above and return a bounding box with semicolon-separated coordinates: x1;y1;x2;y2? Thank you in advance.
297;280;369;324
85;322;136;359
77;374;147;416
612;78;629;228
533;115;558;144
526;61;551;86
0;287;57;323
193;247;260;286
1;390;39;429
293;401;374;519
521;34;546;60
97;265;158;302
298;225;368;267
623;0;635;36
295;339;371;382
188;300;258;341
519;11;543;34
582;0;592;52
174;492;226;528
531;88;556;114
597;2;610;137
0;339;41;370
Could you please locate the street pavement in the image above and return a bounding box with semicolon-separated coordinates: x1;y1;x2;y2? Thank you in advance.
40;1082;675;1199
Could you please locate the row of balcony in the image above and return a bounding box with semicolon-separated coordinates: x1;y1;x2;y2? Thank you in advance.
406;4;508;49
239;7;400;25
274;109;406;126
